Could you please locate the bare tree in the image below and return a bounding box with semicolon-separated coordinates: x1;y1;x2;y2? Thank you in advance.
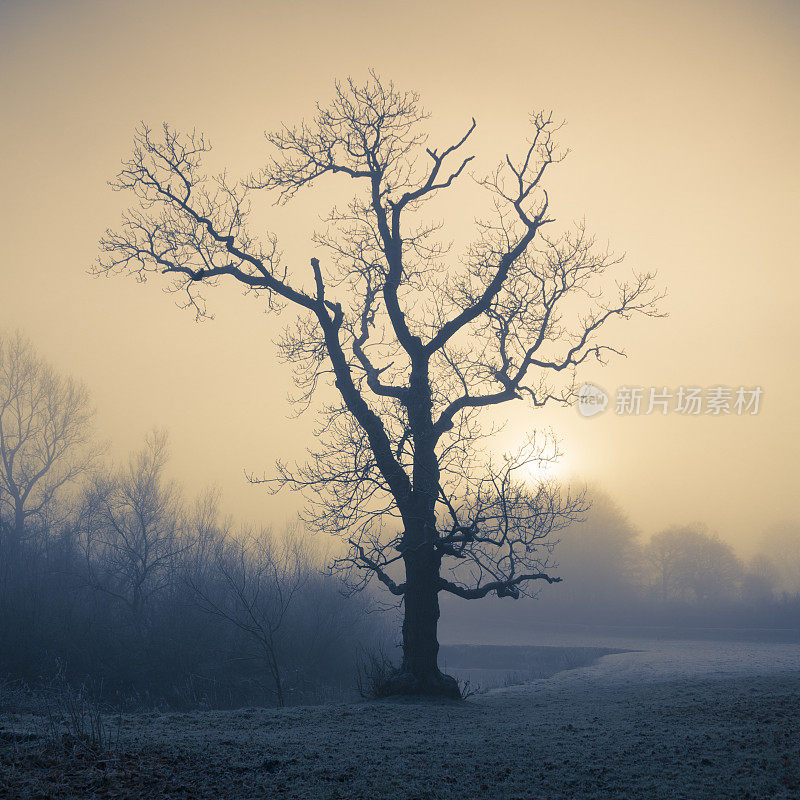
741;555;778;603
0;331;97;550
543;487;643;606
644;525;742;603
754;522;800;594
96;73;663;696
82;430;188;622
190;528;310;707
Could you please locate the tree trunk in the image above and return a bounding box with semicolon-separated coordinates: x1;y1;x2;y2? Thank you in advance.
267;648;284;708
3;502;26;562
13;503;24;544
385;367;460;698
384;548;461;699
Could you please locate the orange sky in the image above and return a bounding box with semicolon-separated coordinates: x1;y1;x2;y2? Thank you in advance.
1;0;798;554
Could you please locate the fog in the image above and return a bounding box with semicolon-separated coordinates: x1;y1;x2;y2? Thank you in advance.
1;0;798;552
1;1;799;798
441;489;800;645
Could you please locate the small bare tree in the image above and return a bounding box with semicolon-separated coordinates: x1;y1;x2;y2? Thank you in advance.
96;73;663;696
190;529;309;707
82;430;188;622
0;331;96;550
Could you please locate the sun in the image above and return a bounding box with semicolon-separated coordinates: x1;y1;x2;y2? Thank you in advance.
491;427;572;486
519;453;567;484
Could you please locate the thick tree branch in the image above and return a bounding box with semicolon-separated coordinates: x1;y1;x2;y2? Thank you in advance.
439;571;561;600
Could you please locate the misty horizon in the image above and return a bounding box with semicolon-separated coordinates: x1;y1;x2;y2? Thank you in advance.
2;2;799;798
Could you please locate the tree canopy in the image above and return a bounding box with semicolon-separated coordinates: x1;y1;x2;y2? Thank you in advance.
97;73;663;695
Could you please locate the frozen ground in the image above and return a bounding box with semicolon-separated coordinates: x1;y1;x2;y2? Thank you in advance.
2;636;800;799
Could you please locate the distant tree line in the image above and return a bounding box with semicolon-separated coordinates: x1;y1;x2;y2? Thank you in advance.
0;332;389;708
442;490;800;638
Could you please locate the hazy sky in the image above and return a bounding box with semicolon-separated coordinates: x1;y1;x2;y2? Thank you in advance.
1;0;797;554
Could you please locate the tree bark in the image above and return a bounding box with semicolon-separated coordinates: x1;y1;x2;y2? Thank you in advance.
379;363;462;699
385;546;461;699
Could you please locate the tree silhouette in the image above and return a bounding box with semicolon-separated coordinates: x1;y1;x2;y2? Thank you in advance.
82;430;187;623
96;74;663;696
645;525;742;603
0;331;97;551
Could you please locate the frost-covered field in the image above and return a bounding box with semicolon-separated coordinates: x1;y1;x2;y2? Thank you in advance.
2;637;800;799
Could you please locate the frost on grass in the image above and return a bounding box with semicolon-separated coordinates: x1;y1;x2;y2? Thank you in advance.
2;639;800;800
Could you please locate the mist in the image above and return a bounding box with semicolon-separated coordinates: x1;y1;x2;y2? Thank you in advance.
2;1;799;798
